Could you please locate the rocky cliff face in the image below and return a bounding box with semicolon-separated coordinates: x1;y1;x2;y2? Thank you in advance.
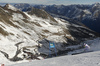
0;4;99;63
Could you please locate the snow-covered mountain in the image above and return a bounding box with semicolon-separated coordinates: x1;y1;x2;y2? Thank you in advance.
0;4;99;65
32;3;100;33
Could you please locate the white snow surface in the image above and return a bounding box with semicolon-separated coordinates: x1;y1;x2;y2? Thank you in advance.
7;50;100;66
0;37;99;66
67;38;100;55
83;9;91;14
7;4;18;11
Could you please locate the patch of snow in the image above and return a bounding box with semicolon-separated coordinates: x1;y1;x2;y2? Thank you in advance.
54;18;70;27
0;35;17;58
12;13;24;21
47;35;66;42
83;9;91;14
0;53;14;65
24;12;52;27
4;10;9;13
7;4;18;11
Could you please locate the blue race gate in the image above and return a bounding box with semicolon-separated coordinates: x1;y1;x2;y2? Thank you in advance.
49;41;57;57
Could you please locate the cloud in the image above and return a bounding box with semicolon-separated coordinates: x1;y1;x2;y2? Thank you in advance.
0;0;73;5
0;0;99;5
36;0;46;1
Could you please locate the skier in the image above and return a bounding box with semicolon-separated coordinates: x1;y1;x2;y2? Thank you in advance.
84;43;90;52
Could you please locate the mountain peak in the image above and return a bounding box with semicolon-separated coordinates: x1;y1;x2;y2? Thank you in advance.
93;2;100;6
4;4;18;11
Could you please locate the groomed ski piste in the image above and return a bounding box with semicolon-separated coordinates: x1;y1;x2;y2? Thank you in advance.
7;51;100;66
3;37;100;66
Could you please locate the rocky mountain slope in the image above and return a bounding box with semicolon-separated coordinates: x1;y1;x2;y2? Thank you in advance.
37;3;100;33
0;4;99;64
31;3;100;33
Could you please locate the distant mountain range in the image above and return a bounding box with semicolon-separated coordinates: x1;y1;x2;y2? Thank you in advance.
33;3;100;34
8;3;100;33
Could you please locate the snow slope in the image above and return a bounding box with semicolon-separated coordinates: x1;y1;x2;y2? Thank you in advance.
68;38;100;55
7;50;100;66
0;37;99;66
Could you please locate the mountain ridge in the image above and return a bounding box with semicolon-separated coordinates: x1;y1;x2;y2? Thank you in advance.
30;3;100;33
